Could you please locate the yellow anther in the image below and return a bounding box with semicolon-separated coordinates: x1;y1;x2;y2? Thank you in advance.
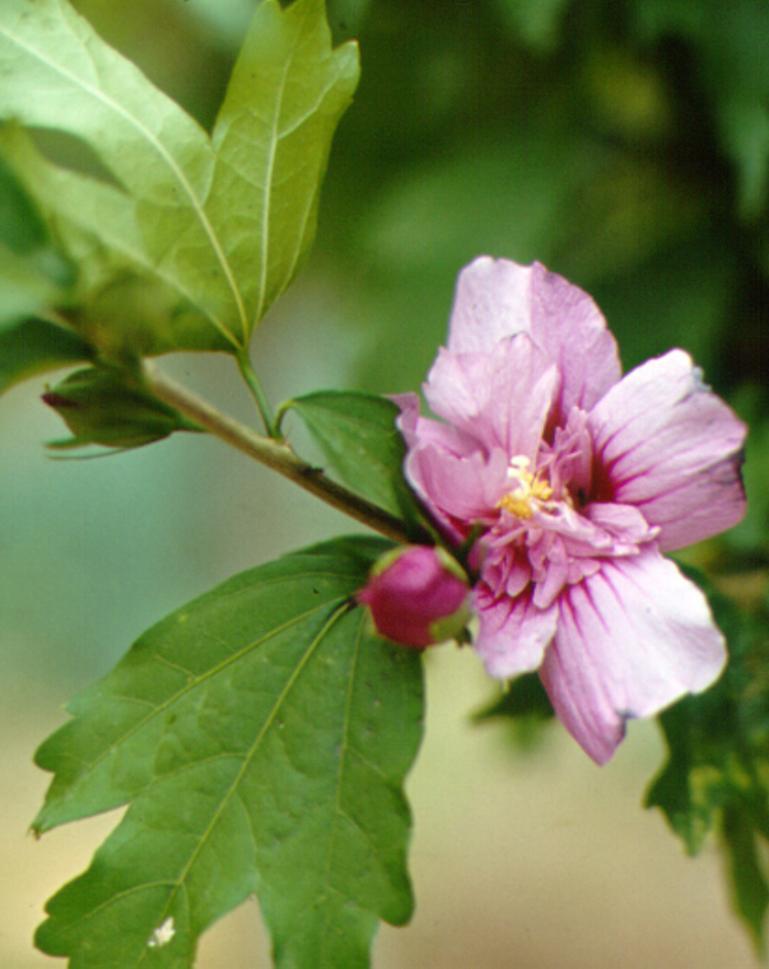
531;478;554;502
497;455;553;520
498;493;536;519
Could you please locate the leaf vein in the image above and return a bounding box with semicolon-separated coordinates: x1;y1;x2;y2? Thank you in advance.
0;17;245;346
132;600;354;968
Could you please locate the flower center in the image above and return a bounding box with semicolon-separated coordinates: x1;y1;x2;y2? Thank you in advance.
497;455;554;520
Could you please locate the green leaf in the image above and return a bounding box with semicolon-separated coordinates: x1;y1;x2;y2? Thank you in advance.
208;0;360;330
722;806;769;956
0;127;232;356
283;390;425;526
0;146;74;323
34;535;424;969
645;569;769;953
0;317;91;394
0;0;359;352
0;242;64;325
0;150;48;253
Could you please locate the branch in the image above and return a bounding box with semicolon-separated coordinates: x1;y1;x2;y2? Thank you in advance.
143;362;422;545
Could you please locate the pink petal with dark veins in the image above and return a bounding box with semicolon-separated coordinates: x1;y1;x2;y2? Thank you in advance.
539;549;726;763
589;350;746;551
475;583;558;679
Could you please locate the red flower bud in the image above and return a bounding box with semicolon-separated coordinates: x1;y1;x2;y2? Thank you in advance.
357;546;470;648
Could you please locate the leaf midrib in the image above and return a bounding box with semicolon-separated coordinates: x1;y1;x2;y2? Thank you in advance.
131;600;354;969
0;15;245;347
253;40;294;327
39;573;358;826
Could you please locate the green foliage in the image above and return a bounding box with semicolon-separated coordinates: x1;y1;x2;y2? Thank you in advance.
0;152;49;254
0;244;65;326
493;0;572;52
206;0;359;331
282;390;425;527
0;318;91;395
0;126;228;357
0;149;73;324
0;0;359;353
34;536;424;968
646;571;769;953
43;366;195;450
636;0;769;219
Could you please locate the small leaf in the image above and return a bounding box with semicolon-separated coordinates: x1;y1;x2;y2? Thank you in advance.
34;536;424;969
283;390;425;526
0;317;91;395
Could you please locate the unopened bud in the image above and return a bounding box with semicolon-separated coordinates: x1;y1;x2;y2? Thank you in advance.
42;366;191;450
357;545;471;648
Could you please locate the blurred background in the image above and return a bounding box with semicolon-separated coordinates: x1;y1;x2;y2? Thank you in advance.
2;0;768;965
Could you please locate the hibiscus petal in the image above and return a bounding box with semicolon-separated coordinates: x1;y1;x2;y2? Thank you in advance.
447;257;621;416
475;583;558;679
424;335;557;458
405;442;508;526
528;263;621;416
448;256;534;352
585;502;658;548
589;350;747;551
539;550;726;764
394;392;478;457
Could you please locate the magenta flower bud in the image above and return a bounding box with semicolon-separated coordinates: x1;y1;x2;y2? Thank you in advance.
357;546;471;648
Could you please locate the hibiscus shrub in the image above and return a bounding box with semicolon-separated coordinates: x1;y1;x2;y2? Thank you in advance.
1;1;768;967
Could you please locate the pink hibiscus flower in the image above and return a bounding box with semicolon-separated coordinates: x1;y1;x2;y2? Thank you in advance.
398;257;747;763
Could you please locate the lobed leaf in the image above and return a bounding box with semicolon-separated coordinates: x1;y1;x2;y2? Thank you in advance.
283;390;425;527
0;0;359;353
34;535;424;969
